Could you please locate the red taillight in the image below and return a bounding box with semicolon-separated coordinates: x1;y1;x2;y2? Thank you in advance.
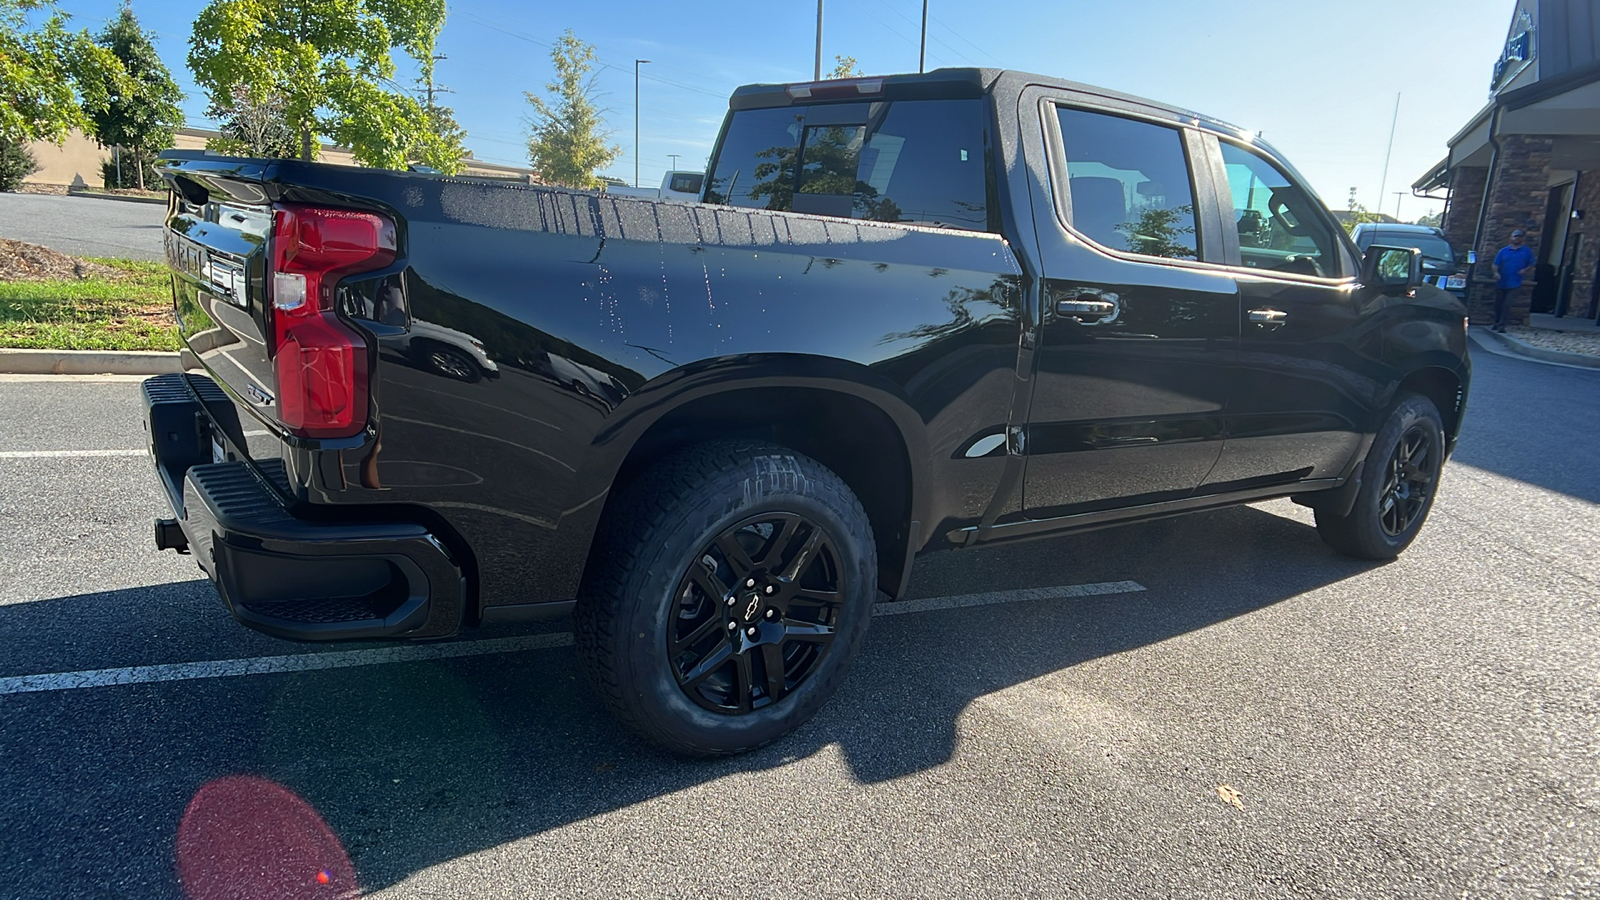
270;205;395;439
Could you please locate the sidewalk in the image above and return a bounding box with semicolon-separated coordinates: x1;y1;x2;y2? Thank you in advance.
1527;311;1600;334
1509;312;1600;357
1475;310;1600;368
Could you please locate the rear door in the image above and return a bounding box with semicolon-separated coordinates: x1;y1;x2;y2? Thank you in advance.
1019;91;1239;517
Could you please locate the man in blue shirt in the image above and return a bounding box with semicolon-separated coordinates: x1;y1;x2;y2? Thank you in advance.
1491;229;1536;332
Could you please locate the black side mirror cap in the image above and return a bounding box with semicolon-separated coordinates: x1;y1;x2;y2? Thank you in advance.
1362;245;1423;291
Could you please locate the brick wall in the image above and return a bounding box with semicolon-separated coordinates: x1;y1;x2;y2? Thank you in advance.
1467;135;1556;325
1443;166;1487;263
1561;172;1600;320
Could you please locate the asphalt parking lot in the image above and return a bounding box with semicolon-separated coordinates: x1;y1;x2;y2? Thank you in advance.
0;192;165;261
0;346;1596;899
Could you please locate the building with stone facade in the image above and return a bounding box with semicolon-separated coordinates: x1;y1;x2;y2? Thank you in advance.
22;127;536;191
1414;0;1600;326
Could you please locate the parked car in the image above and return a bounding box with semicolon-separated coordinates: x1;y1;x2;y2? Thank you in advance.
603;170;705;202
145;68;1470;756
1351;223;1468;299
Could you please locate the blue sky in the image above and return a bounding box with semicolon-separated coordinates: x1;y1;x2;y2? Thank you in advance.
59;0;1517;220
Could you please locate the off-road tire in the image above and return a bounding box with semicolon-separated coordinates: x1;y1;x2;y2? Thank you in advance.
1315;393;1445;560
573;441;876;756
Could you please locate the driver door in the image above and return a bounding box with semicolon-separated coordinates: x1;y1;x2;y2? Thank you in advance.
1197;135;1380;492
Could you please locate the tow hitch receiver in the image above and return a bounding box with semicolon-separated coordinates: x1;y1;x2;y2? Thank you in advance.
154;517;189;553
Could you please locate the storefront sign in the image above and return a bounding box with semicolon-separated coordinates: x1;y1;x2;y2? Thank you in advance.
1492;9;1536;94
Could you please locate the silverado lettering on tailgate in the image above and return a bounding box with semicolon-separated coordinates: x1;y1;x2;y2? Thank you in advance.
165;233;247;309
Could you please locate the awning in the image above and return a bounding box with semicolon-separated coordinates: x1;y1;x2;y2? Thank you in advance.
1412;157;1451;198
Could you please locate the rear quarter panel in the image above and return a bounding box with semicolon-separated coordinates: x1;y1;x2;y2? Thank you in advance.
332;182;1026;610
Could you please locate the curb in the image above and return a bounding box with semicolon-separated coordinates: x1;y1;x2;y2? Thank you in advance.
66;189;167;206
0;348;181;375
1471;328;1600;370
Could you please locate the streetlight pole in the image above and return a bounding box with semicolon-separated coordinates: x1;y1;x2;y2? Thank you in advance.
635;59;650;188
814;0;823;81
919;0;928;73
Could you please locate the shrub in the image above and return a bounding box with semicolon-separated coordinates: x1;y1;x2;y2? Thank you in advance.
0;138;39;192
100;149;159;190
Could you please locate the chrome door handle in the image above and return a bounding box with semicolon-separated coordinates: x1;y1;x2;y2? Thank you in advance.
1055;292;1120;324
1248;308;1288;330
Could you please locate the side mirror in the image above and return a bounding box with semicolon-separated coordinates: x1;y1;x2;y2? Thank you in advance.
1466;250;1478;265
1362;245;1423;291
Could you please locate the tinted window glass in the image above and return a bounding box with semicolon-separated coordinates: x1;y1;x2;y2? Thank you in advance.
1055;108;1198;260
1219;142;1345;277
1376;232;1454;264
668;172;703;194
705;99;990;231
704;106;803;210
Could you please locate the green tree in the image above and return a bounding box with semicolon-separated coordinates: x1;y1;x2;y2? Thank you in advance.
413;100;465;171
409;61;465;173
207;84;296;158
524;30;618;189
1341;201;1385;235
188;0;451;169
1115;204;1197;259
1413;210;1443;228
0;0;128;144
0;135;38;190
80;6;183;190
828;55;862;79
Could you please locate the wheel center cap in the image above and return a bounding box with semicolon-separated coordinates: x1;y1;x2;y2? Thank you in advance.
742;594;762;623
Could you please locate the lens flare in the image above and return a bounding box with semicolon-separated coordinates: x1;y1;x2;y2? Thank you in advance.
176;775;357;899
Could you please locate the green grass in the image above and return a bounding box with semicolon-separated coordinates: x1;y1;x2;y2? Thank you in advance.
0;257;181;351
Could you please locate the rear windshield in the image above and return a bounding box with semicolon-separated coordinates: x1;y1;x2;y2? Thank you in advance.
1376;232;1455;264
704;97;991;232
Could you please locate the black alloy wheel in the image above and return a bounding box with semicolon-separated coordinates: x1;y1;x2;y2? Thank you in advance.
574;441;876;756
669;513;842;714
1378;425;1435;537
1315;392;1445;560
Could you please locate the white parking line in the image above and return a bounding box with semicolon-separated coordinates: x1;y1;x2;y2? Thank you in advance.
0;449;145;459
0;580;1146;696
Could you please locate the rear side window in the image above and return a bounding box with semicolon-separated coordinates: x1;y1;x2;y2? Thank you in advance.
1054;107;1199;260
704;98;990;231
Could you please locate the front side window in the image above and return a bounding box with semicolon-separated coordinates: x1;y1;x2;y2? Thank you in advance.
704;98;990;231
1218;142;1346;278
1054;107;1199;260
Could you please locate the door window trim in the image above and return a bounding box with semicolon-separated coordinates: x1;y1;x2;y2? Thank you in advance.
1205;133;1360;286
1039;98;1227;269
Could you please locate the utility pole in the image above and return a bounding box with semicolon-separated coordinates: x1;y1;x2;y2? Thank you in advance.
635;59;650;188
424;53;449;109
668;153;681;173
919;0;928;73
1376;93;1400;220
814;0;823;80
1393;191;1406;221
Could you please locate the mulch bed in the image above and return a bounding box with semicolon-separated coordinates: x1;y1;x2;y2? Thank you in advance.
0;238;123;282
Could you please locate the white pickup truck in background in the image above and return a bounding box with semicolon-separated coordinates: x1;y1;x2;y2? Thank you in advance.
602;170;704;202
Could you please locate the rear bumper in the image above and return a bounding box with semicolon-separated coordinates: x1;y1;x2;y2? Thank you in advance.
142;373;464;641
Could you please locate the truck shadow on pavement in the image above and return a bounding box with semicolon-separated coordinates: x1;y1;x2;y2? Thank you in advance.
0;502;1379;897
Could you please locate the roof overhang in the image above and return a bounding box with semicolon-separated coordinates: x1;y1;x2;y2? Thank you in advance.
1412;157;1451;197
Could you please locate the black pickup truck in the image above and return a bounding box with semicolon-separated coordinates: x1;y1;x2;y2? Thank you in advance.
145;68;1469;755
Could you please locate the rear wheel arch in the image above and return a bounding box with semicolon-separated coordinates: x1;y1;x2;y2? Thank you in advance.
587;373;928;602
